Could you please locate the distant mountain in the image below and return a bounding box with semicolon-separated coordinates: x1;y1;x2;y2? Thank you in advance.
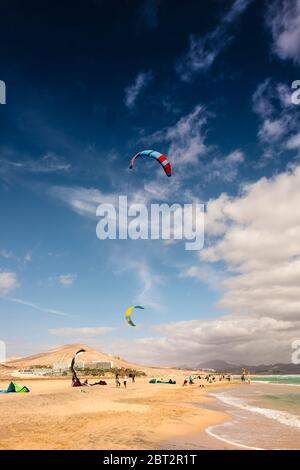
196;360;300;374
196;360;237;371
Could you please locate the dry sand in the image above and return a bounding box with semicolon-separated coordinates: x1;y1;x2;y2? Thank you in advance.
0;377;234;450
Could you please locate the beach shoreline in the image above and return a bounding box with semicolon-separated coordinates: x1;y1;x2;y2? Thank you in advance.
0;377;236;450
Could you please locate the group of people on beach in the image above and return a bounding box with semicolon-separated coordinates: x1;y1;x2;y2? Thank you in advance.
182;373;232;387
115;372;136;388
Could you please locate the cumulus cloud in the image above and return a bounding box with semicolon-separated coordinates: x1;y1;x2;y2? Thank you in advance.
180;265;225;291
176;0;252;80
114;165;300;365
266;0;300;64
124;71;153;109
0;272;18;294
48;327;115;336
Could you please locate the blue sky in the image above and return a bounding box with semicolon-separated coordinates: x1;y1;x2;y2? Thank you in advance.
1;0;300;365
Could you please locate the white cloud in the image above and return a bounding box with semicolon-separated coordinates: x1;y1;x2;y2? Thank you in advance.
266;0;300;64
124;71;153;109
58;274;76;287
0;272;18;294
145;106;244;181
0;250;15;260
48;327;115;336
286;132;300;150
113;165;300;365
118;259;165;312
202;165;300;322
146;104;209;166
50;186;119;218
258;117;288;143
176;0;252;80
180;265;225;291
252;79;299;156
207;150;245;182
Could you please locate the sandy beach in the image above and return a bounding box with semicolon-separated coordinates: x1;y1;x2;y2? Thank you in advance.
0;377;233;450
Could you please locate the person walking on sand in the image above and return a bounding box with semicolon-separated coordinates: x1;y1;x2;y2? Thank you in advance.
123;374;127;388
115;373;121;388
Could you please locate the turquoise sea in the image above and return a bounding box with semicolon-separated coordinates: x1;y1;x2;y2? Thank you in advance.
252;375;300;385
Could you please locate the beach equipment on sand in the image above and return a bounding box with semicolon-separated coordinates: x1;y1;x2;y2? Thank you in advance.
149;379;176;384
125;305;144;327
129;150;172;177
0;381;30;393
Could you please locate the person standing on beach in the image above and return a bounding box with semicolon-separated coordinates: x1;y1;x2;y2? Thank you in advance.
115;373;121;388
123;374;127;388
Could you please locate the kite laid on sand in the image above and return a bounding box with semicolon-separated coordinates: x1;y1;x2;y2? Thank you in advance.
0;381;30;393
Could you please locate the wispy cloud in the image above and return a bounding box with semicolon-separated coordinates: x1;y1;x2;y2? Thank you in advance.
48;326;114;336
49;186;118;218
266;0;300;65
0;151;70;178
142;106;244;185
124;71;153;109
0;272;18;294
176;0;252;81
252;79;299;159
0;249;32;266
5;297;72;317
205;150;245;183
114;257;165;312
146;104;209;166
58;274;77;287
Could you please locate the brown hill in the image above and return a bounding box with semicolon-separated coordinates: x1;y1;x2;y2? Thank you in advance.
5;344;196;377
6;344;140;370
0;363;14;379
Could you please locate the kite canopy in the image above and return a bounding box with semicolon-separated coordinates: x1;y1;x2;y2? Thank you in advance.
129;150;172;177
125;305;144;327
0;381;30;393
71;349;86;387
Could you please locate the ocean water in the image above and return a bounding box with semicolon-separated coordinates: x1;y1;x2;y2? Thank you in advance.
207;383;300;449
251;375;300;385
